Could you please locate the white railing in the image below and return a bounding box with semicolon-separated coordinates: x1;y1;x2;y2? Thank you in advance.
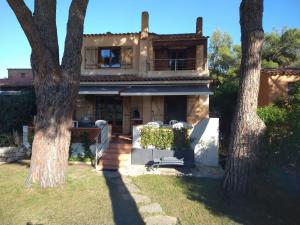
150;58;196;71
94;120;109;169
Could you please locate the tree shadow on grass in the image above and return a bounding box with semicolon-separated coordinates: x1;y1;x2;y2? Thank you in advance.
103;170;145;225
10;160;30;168
178;176;300;225
26;222;43;225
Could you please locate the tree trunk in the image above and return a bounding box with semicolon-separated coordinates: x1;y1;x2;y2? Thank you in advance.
7;0;89;188
25;70;79;187
223;0;266;195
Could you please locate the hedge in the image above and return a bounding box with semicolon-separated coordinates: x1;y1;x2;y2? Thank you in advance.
140;126;190;150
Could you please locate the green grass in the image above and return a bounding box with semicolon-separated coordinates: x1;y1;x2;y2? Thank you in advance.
0;162;299;225
0;162;114;225
133;175;300;225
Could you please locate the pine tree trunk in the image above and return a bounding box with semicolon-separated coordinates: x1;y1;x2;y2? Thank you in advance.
25;69;79;187
223;0;266;195
7;0;89;188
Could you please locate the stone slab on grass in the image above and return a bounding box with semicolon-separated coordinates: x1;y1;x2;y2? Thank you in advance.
144;215;178;225
121;193;151;204
132;193;151;204
139;203;163;214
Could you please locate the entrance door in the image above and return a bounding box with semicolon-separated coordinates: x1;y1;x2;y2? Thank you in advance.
96;96;123;133
164;96;187;124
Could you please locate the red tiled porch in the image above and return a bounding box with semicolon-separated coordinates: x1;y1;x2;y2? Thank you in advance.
98;134;132;170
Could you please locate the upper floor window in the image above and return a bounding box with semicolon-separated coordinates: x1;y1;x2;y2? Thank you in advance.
84;47;133;69
99;48;121;68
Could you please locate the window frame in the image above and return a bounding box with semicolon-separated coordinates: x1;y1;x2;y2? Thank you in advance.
121;47;133;69
84;47;98;69
98;47;121;69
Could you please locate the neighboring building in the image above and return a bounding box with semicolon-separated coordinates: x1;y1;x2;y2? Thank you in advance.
0;69;33;95
258;68;300;107
76;12;212;134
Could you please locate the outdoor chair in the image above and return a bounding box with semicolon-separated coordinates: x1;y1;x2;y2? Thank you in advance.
148;157;184;170
169;120;178;126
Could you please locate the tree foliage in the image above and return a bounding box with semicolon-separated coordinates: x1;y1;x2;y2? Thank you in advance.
262;28;300;68
209;30;241;84
210;28;300;82
209;28;300;150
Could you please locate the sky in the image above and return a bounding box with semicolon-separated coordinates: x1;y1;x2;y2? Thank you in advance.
0;0;299;78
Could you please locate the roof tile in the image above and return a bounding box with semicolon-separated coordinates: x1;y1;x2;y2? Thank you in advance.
261;68;300;76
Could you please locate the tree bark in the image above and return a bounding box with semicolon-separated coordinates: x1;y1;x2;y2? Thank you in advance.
7;0;89;188
223;0;266;195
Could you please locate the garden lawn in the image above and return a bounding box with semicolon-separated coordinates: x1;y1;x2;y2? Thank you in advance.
133;175;300;225
0;162;114;225
0;162;299;225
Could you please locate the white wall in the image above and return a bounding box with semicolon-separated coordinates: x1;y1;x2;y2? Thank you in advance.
190;118;219;167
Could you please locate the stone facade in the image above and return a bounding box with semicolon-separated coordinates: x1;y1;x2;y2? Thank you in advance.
75;95;96;121
74;94;209;134
80;12;209;78
75;11;212;134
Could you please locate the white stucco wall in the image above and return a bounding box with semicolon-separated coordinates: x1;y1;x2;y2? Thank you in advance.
190;118;219;167
132;125;143;149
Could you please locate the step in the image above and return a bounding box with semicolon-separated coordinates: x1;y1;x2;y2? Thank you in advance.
106;147;132;154
109;143;132;149
99;159;131;168
100;160;130;166
101;153;131;161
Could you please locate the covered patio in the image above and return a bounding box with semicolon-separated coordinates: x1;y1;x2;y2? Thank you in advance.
73;83;213;135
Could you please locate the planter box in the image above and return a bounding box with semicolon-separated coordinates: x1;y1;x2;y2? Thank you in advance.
0;146;25;163
131;148;194;167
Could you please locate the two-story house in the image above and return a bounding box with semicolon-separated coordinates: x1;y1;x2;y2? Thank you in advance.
75;12;213;135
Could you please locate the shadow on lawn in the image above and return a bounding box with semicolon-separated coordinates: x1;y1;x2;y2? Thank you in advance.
103;170;145;225
178;176;300;225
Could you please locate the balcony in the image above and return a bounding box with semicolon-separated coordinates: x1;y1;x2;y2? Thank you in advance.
147;57;207;77
151;58;196;71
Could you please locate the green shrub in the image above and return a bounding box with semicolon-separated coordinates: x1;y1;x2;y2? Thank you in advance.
0;89;36;133
0;133;16;147
257;104;288;126
80;132;95;166
210;79;239;149
140;126;190;150
257;81;300;169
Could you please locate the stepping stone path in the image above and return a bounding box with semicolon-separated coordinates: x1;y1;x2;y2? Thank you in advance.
144;215;178;225
139;203;163;214
102;171;178;225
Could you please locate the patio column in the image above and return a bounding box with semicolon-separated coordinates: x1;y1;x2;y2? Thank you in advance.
142;96;152;123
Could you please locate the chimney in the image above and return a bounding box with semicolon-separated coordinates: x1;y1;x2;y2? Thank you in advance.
196;17;203;35
141;11;149;39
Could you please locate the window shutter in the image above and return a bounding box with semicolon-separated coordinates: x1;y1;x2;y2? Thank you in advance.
84;47;98;69
121;47;133;69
